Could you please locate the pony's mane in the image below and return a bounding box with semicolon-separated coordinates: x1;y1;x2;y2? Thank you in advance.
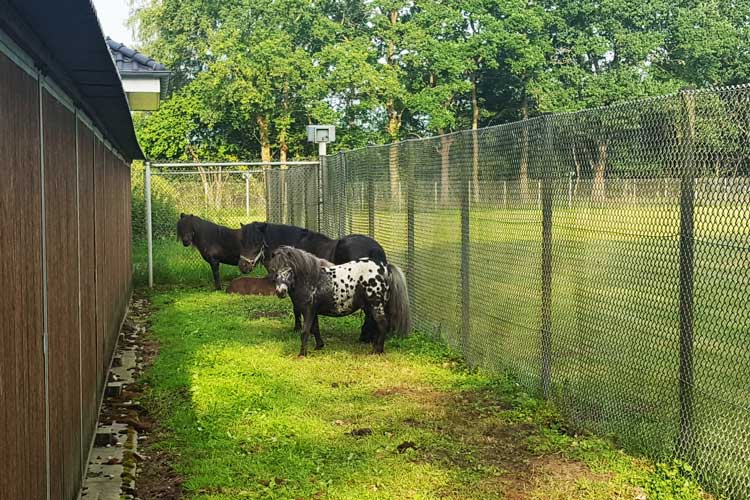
268;246;333;279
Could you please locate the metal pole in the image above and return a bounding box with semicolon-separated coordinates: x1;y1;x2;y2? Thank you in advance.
318;157;324;234
540;117;554;398
368;167;375;238
151;161;319;167
406;144;415;297
145;161;154;288
318;141;327;158
677;90;697;460
460;142;471;357
245;174;250;218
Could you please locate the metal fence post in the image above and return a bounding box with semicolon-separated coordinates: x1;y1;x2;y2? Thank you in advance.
368;165;375;238
407;143;416;298
540;117;554;398
263;166;270;221
318;157;324;234
339;155;347;237
144;161;153;288
461;136;472;357
244;173;250;218
677;90;697;460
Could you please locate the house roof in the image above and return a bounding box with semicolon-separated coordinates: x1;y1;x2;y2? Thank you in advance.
106;37;168;73
106;37;170;100
0;0;145;161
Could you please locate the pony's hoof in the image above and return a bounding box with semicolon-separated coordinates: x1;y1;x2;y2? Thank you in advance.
315;343;324;350
370;349;385;355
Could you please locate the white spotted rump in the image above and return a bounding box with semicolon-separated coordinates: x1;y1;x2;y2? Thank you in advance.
323;259;389;315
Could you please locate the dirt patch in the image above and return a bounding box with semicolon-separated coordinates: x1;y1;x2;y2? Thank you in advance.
111;293;185;500
408;388;618;499
249;309;288;320
136;435;184;500
373;385;442;399
499;456;611;500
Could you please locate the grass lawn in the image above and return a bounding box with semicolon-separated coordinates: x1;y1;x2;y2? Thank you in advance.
139;287;711;499
134;198;750;497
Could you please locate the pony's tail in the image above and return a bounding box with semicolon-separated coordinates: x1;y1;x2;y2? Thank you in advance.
386;264;411;337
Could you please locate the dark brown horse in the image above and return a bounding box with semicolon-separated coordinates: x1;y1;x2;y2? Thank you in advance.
226;276;277;296
176;214;242;290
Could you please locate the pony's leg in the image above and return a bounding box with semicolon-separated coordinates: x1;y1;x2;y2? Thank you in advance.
210;259;221;290
299;310;315;357
312;315;324;350
359;312;375;343
370;304;388;355
293;304;303;332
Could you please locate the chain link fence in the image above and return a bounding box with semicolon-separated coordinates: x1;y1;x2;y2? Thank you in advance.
135;85;750;497
314;87;750;498
133;162;322;286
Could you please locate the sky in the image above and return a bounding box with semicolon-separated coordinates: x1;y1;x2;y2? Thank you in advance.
91;0;136;47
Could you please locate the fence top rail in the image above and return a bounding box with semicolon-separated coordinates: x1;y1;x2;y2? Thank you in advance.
152;169;267;176
149;161;320;167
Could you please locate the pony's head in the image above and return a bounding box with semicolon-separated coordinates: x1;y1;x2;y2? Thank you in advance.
272;267;294;298
176;213;197;247
267;246;328;286
239;222;267;273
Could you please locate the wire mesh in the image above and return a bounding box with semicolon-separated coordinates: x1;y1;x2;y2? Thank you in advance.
314;87;750;498
133;168;267;286
265;165;321;230
134;85;750;497
135;165;322;287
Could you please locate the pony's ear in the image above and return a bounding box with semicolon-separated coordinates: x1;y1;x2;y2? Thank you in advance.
180;213;186;218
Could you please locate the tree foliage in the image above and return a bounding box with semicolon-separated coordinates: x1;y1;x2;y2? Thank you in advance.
127;0;750;161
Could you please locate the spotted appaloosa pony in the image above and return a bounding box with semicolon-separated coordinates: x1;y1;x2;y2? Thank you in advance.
238;221;387;342
267;246;411;356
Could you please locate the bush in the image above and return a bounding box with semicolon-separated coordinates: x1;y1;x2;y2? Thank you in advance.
131;162;182;240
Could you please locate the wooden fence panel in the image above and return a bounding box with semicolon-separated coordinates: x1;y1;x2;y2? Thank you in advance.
43;90;82;500
0;50;47;500
77;121;97;468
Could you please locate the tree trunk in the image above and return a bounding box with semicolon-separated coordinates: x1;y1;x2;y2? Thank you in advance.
471;74;480;202
572;144;581;202
591;142;608;203
385;9;401;201
386;101;401;202
212;167;227;210
439;131;454;205
279;127;288;165
519;95;530;203
187;144;214;210
257;115;271;163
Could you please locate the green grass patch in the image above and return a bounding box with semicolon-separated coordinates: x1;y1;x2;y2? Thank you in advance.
140;288;712;499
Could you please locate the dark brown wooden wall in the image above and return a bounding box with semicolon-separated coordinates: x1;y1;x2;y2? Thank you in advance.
43;89;82;500
0;49;133;500
77;122;97;472
0;46;47;500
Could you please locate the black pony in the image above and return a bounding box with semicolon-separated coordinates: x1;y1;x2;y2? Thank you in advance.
267;246;410;356
238;222;386;340
176;214;242;290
